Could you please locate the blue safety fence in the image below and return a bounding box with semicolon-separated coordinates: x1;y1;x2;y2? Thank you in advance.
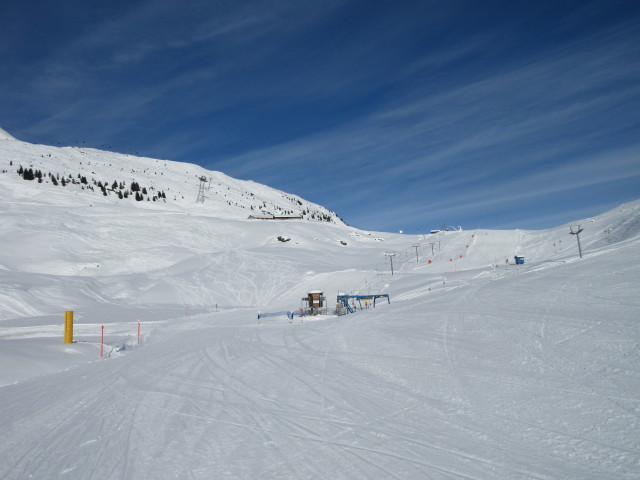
257;308;332;321
257;310;296;319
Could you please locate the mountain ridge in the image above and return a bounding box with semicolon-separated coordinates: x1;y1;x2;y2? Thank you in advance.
0;127;345;225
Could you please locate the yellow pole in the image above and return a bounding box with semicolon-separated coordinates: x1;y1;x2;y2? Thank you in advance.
64;311;74;344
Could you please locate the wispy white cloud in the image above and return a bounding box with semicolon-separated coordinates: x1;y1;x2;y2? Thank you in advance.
207;15;639;230
11;0;350;130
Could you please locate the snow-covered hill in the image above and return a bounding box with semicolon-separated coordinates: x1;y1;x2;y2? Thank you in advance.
0;127;16;140
0;129;352;317
0;130;343;222
1;129;639;479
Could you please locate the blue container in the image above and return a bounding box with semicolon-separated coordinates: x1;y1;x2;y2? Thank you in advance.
514;256;525;265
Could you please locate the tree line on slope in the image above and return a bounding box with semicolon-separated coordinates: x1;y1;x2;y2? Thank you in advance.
15;165;167;202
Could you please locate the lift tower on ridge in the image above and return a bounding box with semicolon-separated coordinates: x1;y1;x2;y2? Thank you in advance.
196;176;208;204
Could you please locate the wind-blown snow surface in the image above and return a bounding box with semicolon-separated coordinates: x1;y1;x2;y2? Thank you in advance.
1;134;640;478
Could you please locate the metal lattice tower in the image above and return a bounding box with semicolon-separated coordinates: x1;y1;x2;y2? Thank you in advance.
196;176;207;203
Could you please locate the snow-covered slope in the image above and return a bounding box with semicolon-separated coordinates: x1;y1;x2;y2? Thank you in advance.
0;127;16;140
0;131;343;222
0;131;352;316
1;129;639;479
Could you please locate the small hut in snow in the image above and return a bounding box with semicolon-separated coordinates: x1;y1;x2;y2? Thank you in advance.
307;291;324;309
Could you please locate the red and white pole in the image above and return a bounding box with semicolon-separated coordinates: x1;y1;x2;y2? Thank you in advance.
137;320;141;344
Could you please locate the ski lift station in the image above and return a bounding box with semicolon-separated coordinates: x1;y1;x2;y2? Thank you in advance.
514;255;525;265
336;292;390;315
301;290;391;316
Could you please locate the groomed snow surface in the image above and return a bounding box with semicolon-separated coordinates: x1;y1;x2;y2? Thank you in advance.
1;137;640;479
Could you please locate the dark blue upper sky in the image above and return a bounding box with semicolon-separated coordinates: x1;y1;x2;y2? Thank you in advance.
1;0;639;232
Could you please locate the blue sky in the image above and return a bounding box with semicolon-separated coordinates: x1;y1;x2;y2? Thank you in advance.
1;0;639;232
